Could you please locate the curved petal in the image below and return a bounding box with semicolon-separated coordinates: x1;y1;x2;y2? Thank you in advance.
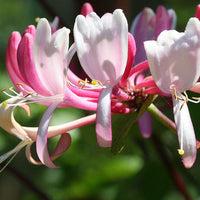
36;102;60;168
172;93;197;168
33;18;70;95
6;32;33;93
0;98;30;140
96;87;112;147
120;33;136;86
74;9;128;86
18;32;50;96
27;133;71;165
138;112;152;138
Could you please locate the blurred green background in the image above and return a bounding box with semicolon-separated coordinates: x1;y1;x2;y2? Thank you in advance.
0;0;200;199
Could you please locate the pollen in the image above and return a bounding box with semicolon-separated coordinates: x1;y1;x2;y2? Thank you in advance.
178;149;184;155
35;17;40;23
2;102;7;108
91;80;97;85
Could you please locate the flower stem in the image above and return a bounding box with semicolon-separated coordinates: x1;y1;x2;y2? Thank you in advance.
147;103;176;133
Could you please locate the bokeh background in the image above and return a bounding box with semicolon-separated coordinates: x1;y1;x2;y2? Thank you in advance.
0;0;200;199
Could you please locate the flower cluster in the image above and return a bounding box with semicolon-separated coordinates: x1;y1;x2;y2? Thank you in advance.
1;2;200;169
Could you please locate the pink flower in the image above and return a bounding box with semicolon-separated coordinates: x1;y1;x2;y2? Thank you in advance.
5;18;97;167
73;9;128;147
129;6;176;138
144;18;200;168
131;6;176;64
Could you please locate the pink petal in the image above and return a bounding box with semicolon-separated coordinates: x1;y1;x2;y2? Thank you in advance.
36;102;60;168
195;4;200;20
74;9;128;86
172;93;197;168
81;2;94;16
17;32;50;96
138;112;152;138
155;6;174;38
96;87;112;147
63;86;97;111
27;133;71;165
120;33;136;85
131;7;155;64
6;32;33;93
51;133;71;159
189;82;200;93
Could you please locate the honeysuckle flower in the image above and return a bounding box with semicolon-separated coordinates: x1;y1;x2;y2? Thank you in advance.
144;17;200;168
131;6;176;64
0;97;71;168
129;6;176;138
73;9;128;147
5;17;98;167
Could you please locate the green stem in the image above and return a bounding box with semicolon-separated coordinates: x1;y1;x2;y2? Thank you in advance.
147;103;176;133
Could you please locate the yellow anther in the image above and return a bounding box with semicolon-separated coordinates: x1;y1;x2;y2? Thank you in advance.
91;79;103;87
35;17;40;23
91;80;97;85
178;149;184;155
2;102;7;108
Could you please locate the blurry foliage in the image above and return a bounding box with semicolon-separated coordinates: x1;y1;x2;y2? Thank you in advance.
0;0;200;200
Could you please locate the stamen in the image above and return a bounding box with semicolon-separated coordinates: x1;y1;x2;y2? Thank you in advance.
178;149;184;155
2;102;7;108
173;88;188;110
78;78;89;89
188;97;200;104
35;17;40;23
1;88;16;98
91;79;103;87
16;83;36;96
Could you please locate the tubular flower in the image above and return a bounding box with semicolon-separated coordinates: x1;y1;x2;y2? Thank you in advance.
131;6;176;64
0;97;71;168
129;6;176;138
144;17;200;168
73;9;128;147
5;18;97;167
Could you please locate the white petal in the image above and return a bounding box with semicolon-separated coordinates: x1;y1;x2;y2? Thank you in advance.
0;98;30;140
172;93;197;168
96;87;112;147
33;18;70;95
74;9;128;86
144;17;200;94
